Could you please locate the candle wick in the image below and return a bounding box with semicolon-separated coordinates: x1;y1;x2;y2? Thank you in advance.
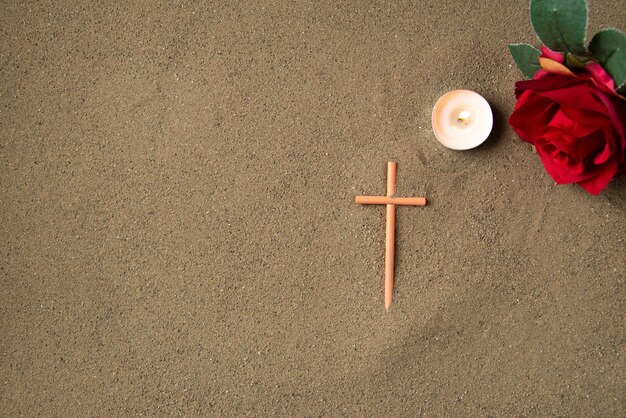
457;110;472;126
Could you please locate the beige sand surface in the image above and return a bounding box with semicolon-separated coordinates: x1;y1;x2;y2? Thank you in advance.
1;0;624;415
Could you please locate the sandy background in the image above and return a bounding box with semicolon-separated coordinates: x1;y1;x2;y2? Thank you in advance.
1;0;625;415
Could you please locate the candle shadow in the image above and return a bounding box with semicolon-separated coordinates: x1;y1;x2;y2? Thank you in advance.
477;105;506;151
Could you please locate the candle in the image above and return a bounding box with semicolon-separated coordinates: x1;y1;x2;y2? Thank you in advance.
431;90;493;150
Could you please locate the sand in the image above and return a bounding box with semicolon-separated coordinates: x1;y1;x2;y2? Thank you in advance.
1;0;624;415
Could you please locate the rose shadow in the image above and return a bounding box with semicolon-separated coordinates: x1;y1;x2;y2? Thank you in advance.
604;176;626;210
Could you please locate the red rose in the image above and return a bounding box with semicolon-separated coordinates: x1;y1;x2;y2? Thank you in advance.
509;47;626;195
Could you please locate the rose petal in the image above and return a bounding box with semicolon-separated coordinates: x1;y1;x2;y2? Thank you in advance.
535;142;583;183
539;57;573;76
594;142;612;165
577;157;618;195
533;69;553;80
509;93;557;143
537;82;607;113
516;73;580;94
544;112;607;161
540;46;565;64
516;76;608;115
556;105;613;131
550;130;605;163
595;92;626;157
585;62;616;93
547;109;597;137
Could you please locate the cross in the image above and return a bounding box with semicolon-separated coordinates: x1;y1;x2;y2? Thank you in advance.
355;161;427;311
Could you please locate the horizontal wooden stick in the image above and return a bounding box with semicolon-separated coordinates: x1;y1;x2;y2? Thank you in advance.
355;196;426;206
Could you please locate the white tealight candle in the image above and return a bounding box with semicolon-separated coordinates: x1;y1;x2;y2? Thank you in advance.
431;90;493;150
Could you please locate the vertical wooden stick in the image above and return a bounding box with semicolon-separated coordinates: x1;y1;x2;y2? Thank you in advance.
387;161;396;196
385;162;396;311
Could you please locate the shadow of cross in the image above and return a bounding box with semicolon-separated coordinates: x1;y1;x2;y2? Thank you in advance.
355;162;427;311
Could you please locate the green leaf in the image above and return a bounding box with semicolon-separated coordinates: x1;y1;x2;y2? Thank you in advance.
565;53;592;69
530;0;588;54
589;28;626;91
508;43;542;78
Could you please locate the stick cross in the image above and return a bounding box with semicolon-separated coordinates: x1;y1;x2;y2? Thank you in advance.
355;162;427;311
